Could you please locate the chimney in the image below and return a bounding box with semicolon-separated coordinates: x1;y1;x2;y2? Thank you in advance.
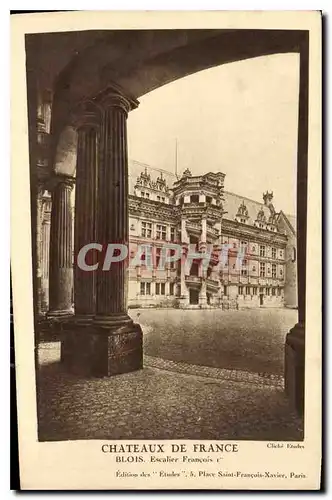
263;191;273;206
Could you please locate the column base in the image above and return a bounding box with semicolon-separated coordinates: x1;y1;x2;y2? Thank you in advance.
47;309;74;318
61;320;143;377
284;322;305;416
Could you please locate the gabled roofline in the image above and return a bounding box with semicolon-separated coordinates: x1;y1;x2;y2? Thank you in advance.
277;210;296;235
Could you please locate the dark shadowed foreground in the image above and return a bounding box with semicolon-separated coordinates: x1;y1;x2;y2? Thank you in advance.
37;343;303;442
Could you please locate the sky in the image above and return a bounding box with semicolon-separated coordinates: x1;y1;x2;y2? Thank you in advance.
128;53;299;216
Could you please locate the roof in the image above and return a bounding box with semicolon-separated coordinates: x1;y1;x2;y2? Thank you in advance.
223;190;271;224
128;160;295;226
129;159;176;194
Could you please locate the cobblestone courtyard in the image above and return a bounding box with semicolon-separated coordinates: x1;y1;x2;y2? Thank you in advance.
37;308;303;442
134;308;298;375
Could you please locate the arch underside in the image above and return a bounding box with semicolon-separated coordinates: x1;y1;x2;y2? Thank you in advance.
49;29;306;139
46;28;306;175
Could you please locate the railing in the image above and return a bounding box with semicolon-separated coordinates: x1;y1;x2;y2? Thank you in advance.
185;275;202;286
206;227;219;239
206;278;220;291
186;221;202;235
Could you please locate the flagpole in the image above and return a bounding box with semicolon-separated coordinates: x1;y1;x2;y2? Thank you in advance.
175;138;178;179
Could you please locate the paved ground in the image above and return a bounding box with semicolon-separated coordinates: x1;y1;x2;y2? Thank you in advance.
130;308;298;375
37;344;303;442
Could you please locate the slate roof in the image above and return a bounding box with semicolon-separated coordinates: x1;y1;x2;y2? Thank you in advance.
128;160;296;229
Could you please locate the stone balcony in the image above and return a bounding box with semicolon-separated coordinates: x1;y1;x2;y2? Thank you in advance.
185;275;202;289
186;221;202;237
206;278;220;292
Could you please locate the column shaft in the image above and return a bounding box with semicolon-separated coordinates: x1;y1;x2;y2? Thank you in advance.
95;102;130;323
74;125;98;318
48;176;74;316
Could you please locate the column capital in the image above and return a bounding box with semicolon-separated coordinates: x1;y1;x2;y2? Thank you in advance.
51;173;75;191
94;84;139;115
70;100;101;130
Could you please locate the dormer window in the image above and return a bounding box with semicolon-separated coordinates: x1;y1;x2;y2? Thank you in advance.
236;201;249;224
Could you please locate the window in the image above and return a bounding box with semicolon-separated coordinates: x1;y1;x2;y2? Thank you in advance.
278;288;281;296
260;262;266;277
170;283;174;296
157;195;161;201
252;266;256;272
260;287;265;294
141;191;145;198
241;241;248;248
140;282;151;295
272;287;276;296
241;218;246;223
272;247;276;259
146;192;150;199
246;286;251;295
156;224;167;240
280;250;283;257
280;268;283;276
156;283;165;295
156;247;162;268
272;263;277;278
241;269;247;276
259;245;266;257
162;197;165;203
238;286;243;295
141;221;152;238
223;285;228;296
253;287;257;295
252;246;256;253
170;249;176;269
170;227;175;242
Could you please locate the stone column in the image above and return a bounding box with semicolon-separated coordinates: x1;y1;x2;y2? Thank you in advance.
41;193;51;312
62;87;143;377
180;244;189;305
48;174;75;317
36;185;44;315
284;37;308;416
201;217;207;243
72;102;100;322
181;218;189;244
199;280;207;307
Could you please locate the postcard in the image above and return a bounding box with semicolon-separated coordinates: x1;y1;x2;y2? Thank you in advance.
11;10;322;490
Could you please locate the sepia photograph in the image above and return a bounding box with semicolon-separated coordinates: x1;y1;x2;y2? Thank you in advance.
11;10;321;490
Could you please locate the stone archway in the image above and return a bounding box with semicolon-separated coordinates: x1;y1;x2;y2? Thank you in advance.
29;29;308;413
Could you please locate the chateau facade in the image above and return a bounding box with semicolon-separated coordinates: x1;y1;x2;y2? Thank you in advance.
38;160;297;312
127;160;297;310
